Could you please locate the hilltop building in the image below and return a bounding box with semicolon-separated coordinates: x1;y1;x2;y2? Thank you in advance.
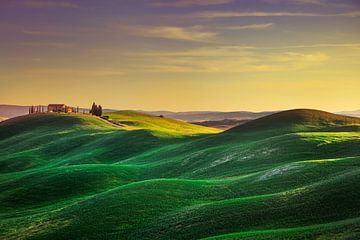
48;104;73;113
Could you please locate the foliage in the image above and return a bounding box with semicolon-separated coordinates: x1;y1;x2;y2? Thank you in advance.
90;102;102;117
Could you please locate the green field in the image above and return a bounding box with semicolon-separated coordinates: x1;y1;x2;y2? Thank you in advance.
1;109;360;239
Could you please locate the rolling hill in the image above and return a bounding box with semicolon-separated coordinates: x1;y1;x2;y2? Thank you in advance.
105;110;221;137
1;109;360;239
190;119;250;130
142;110;276;122
0;104;275;127
338;109;360;117
0;104;29;119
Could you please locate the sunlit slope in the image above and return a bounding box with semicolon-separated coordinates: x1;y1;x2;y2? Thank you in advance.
106;110;221;137
1;109;360;239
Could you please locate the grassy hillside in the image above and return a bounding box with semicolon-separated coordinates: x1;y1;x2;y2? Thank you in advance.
191;119;250;130
226;109;360;138
1;109;360;239
142;110;276;122
105;110;221;137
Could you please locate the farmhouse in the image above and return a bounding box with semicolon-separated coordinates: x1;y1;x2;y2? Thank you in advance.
48;104;73;113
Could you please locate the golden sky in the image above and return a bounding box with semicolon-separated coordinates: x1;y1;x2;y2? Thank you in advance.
0;0;359;111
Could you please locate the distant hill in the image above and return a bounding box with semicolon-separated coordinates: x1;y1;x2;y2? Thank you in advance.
0;105;276;122
0;104;29;119
141;110;277;122
3;104;357;123
227;109;360;137
191;119;250;130
337;110;360;117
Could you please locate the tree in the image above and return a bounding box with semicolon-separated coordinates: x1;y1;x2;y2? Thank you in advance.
98;105;102;117
90;102;102;116
90;102;97;115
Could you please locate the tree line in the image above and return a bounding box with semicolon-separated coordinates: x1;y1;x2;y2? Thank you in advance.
29;105;46;114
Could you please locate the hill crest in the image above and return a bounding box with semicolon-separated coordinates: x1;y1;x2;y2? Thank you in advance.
105;110;221;137
0;111;220;139
228;109;360;133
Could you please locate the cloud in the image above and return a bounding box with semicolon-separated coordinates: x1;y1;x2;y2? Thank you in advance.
21;29;60;36
288;0;323;4
265;43;360;49
122;25;218;42
224;23;274;30
17;41;74;48
151;0;233;7
265;0;356;8
278;52;329;62
19;0;78;9
126;46;331;73
265;0;324;5
23;68;125;77
187;10;360;18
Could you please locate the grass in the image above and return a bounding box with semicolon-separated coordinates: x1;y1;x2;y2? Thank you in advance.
105;110;221;137
0;109;360;239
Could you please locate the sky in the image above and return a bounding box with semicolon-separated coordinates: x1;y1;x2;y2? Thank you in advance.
0;0;359;112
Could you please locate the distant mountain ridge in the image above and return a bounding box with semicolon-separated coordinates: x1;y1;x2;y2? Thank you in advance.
337;110;360;117
1;104;359;123
190;119;250;130
0;105;277;122
0;104;29;119
140;110;277;122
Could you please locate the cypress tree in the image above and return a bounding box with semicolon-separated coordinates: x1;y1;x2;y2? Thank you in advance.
90;102;97;115
98;105;102;116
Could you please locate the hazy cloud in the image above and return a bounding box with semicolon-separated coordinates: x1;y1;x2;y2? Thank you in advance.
187;10;360;18
289;0;323;4
128;46;331;73
17;41;74;48
224;23;274;30
23;68;125;77
122;25;218;42
278;52;329;62
265;0;354;8
264;43;360;49
265;0;324;5
151;0;233;7
18;0;78;9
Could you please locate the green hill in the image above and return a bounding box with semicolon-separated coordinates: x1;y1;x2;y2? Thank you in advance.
1;110;360;239
105;110;221;137
224;109;360;139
